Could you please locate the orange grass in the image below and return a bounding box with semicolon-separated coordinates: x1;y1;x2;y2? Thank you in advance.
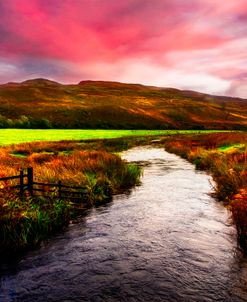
164;132;247;252
0;148;141;195
0;142;142;257
231;195;247;251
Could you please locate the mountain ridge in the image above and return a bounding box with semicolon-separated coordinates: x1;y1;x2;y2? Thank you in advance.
0;78;246;130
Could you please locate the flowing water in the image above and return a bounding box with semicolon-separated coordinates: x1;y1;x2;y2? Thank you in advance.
1;147;247;302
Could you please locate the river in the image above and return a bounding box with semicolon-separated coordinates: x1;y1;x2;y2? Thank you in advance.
1;147;247;301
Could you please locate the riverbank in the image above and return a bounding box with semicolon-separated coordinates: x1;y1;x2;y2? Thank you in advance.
162;132;247;252
2;147;245;302
0;147;141;258
0;131;246;257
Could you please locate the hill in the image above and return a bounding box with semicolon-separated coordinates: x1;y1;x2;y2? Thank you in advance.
0;78;246;129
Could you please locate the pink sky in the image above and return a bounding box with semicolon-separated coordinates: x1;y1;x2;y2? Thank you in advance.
0;0;247;97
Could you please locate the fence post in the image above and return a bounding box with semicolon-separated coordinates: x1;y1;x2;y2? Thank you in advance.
19;169;24;198
58;180;62;199
27;167;33;196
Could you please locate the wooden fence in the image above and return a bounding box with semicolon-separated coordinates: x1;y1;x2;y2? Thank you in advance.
0;167;87;201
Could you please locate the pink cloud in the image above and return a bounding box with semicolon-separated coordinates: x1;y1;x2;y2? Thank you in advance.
0;0;247;97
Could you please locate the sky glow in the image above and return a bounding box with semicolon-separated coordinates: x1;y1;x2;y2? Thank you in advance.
0;0;247;97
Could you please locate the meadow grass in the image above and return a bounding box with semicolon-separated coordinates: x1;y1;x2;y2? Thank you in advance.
0;129;223;145
0;195;72;255
0;144;142;258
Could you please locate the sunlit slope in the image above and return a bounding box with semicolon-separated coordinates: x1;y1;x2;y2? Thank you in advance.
0;78;246;129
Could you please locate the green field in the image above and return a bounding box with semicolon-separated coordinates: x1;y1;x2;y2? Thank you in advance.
0;129;223;145
218;143;245;152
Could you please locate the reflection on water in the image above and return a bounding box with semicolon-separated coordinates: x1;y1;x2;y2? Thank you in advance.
1;147;247;302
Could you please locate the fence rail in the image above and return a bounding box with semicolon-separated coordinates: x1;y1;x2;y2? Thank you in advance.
0;167;87;201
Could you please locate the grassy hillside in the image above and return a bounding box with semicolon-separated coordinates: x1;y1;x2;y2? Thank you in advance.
0;78;246;129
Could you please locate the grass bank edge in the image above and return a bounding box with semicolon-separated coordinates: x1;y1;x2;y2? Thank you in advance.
0;149;142;259
162;132;247;252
